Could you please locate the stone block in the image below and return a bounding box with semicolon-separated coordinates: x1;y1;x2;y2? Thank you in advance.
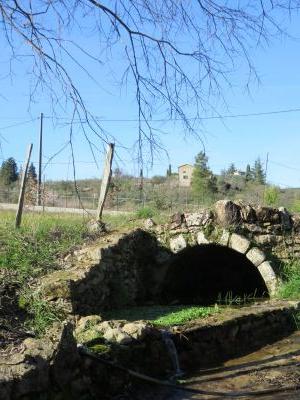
246;247;266;267
169;235;187;253
257;261;277;295
229;233;250;254
218;230;230;246
196;231;210;245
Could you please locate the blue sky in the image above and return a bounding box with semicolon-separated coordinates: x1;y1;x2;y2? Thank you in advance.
1;9;300;187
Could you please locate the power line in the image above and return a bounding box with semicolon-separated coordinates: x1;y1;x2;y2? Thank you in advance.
0;118;38;131
269;160;300;172
42;106;300;123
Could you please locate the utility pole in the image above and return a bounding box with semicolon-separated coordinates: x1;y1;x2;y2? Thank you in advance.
37;112;43;206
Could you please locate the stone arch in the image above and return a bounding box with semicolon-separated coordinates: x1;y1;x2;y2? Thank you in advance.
168;230;278;296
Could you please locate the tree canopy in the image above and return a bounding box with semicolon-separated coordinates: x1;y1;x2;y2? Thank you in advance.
0;157;19;185
191;151;217;199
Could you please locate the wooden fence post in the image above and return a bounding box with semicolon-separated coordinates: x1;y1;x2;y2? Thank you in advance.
15;144;33;228
96;143;115;221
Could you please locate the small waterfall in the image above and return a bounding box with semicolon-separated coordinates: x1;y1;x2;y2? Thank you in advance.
161;330;183;379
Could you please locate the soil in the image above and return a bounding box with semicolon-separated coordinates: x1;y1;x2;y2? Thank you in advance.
133;331;300;399
0;269;31;349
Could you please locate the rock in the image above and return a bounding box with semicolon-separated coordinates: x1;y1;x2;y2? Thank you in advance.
144;218;156;230
239;204;257;223
76;315;102;332
279;207;292;231
218;230;230;246
257;261;277;295
292;215;300;233
0;323;78;399
246;247;266;267
256;207;280;224
255;234;279;245
87;219;107;234
196;231;210;245
169;235;187;253
169;213;185;230
122;322;149;340
214;200;241;227
229;233;250;254
184;211;212;228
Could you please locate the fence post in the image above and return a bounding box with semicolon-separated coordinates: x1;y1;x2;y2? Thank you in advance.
15;144;33;228
96;143;114;221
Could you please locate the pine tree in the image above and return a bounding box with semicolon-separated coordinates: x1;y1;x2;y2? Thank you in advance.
245;164;253;182
28;163;37;182
191;151;217;198
253;158;266;184
0;157;18;185
227;163;236;175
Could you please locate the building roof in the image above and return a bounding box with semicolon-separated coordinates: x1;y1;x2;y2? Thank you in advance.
178;164;194;169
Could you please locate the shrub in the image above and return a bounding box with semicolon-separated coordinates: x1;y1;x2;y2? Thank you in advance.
136;207;155;219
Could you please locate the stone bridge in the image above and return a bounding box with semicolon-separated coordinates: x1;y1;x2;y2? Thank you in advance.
38;200;300;315
152;200;300;297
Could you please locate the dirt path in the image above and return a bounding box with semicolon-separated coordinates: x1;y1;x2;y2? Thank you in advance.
135;331;300;399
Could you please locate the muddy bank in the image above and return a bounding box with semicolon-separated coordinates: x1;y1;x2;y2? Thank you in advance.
135;330;300;400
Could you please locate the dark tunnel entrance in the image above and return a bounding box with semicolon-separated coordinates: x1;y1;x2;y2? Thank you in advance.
160;244;269;305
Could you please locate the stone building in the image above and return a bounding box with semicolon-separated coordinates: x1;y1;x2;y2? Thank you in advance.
178;164;194;187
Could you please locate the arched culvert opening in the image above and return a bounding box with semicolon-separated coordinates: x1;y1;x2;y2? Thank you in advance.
160;244;269;305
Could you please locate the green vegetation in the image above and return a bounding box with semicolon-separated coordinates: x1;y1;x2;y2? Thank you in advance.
0;157;19;185
191;151;217;202
0;211;89;281
264;186;280;206
104;305;219;327
135;206;156;219
277;260;300;300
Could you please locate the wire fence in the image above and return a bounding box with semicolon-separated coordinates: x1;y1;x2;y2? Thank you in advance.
0;187;216;214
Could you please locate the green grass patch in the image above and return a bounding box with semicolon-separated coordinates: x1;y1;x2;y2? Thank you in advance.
104;305;219;327
0;211;89;281
277;260;300;300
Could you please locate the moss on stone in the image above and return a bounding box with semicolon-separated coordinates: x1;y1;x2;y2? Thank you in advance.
88;343;110;354
76;328;103;344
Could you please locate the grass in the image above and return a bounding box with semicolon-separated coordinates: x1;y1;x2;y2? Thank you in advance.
0;211;90;281
0;209;168;335
277;260;300;300
104;305;219;327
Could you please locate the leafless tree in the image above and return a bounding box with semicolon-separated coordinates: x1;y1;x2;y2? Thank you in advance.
0;1;298;164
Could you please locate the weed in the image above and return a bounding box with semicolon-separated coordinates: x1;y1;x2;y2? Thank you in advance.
277;260;300;300
135;206;156;219
104;305;219;327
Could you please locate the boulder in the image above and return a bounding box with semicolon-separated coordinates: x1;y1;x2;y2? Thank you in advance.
214;200;241;227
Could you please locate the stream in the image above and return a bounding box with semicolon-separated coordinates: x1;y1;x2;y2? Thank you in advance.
134;330;300;399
